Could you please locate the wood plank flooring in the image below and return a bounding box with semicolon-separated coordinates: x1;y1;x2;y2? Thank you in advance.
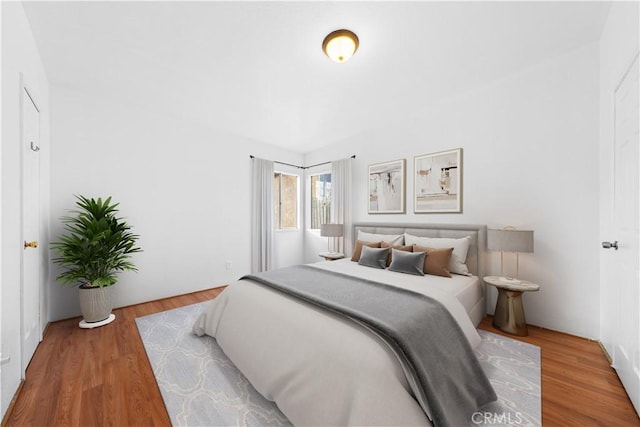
3;287;638;426
479;318;639;426
2;288;223;427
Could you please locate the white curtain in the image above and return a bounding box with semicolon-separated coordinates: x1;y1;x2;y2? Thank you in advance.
331;158;353;256
251;157;274;273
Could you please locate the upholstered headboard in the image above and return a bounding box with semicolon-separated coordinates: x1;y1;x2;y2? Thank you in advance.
352;223;487;278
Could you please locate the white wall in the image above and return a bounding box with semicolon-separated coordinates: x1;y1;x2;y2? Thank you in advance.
1;2;51;418
304;43;600;339
49;86;303;321
598;2;639;351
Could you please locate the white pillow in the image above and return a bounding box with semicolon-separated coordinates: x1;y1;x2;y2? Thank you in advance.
358;230;404;245
404;233;472;276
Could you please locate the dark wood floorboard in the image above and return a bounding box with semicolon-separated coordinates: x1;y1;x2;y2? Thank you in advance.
3;287;638;426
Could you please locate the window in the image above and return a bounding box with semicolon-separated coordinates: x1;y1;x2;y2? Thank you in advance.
310;173;331;229
274;172;298;230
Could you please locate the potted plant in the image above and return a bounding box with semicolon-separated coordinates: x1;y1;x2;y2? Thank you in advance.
51;195;141;327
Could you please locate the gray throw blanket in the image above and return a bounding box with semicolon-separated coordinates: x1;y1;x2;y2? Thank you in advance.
241;265;496;427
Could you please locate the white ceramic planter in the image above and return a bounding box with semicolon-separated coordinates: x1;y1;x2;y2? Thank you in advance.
78;285;114;323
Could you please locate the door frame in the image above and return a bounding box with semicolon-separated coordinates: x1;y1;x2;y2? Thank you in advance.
611;50;640;220
603;51;640;234
19;76;42;377
604;50;640;415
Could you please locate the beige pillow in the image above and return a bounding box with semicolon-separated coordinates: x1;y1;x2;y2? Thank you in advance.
405;234;471;275
412;245;454;278
381;241;413;267
351;240;382;262
357;230;404;245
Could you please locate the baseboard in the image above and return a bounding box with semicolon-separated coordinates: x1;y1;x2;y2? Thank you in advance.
485;315;601;342
119;285;228;310
521;320;600;342
598;341;613;365
1;379;25;427
515;324;615;365
49;285;228;324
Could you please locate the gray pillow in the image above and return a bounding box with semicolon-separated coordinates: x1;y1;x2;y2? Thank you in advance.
388;249;426;276
358;246;389;269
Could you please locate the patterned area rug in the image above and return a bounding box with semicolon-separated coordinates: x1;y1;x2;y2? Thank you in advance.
136;302;541;427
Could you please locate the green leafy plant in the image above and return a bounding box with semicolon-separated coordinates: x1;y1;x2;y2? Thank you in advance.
51;195;142;288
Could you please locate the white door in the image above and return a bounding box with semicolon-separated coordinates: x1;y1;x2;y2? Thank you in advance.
604;54;640;415
21;87;41;373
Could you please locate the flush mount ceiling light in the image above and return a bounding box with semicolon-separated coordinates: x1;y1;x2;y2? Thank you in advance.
322;29;359;63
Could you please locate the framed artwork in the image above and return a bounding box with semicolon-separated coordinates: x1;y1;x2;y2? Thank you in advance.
414;148;462;213
368;159;406;214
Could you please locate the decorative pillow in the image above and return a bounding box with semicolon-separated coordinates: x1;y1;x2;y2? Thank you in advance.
388;249;426;276
358;246;389;269
357;230;404;245
381;241;413;267
351;240;382;262
412;245;454;278
404;234;471;275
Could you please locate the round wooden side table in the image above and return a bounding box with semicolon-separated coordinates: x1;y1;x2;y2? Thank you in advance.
318;252;345;261
484;276;540;336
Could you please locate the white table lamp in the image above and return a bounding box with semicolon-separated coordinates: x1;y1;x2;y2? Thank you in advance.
320;223;344;254
487;227;534;283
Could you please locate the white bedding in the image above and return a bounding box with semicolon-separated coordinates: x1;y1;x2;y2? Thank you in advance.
314;259;484;329
311;259;482;347
194;260;484;426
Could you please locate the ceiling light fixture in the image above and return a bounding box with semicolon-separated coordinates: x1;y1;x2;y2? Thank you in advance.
322;29;359;63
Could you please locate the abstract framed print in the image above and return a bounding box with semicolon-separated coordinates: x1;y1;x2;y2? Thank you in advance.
414;148;462;213
368;159;406;214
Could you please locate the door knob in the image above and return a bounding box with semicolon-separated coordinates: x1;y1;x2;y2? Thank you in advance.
601;241;618;250
24;241;38;249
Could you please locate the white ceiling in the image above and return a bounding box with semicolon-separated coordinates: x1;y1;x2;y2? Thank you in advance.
23;1;610;153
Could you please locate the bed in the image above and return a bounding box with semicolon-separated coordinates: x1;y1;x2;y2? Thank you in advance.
194;223;493;426
351;222;487;328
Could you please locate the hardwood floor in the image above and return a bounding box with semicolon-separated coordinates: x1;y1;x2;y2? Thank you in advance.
479;318;639;426
2;287;223;427
3;287;638;426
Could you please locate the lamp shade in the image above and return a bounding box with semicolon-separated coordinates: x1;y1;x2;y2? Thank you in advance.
487;229;534;253
320;223;344;237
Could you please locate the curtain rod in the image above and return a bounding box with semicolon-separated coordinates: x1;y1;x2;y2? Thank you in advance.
249;154;355;170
